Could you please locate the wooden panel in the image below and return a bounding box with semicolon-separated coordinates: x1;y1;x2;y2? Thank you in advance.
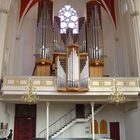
34;65;51;76
14;117;36;140
14;104;36;140
90;66;103;77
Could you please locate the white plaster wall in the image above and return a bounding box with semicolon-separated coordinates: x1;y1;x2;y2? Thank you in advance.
36;103;126;140
1;0;19;76
115;0;138;77
17;4;38;75
36;102;75;137
58;105;126;140
6;104;15;140
0;102;9;138
95;105;126;140
57;122;91;138
0;102;9;123
101;8;116;77
2;0;38;76
49;103;75;125
36;102;47;137
124;108;140;140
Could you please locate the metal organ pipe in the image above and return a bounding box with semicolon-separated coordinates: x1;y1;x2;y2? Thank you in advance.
80;57;89;88
68;48;79;87
53;17;65;52
87;4;103;61
35;0;53;60
57;58;66;88
79;22;86;53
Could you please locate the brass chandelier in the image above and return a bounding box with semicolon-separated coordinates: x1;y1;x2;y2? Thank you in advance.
108;81;126;104
21;79;39;104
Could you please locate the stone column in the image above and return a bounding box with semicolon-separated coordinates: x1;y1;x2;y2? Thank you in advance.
128;0;140;77
46;102;50;140
0;0;11;78
91;102;95;140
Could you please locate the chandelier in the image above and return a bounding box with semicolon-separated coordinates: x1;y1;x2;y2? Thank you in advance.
21;79;39;104
108;80;126;105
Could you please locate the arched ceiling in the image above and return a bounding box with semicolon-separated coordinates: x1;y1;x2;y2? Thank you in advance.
20;0;116;26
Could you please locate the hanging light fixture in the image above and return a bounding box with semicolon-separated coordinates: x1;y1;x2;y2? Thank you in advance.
21;79;39;104
108;80;126;105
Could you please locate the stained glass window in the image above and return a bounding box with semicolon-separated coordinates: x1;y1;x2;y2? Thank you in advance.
58;5;78;34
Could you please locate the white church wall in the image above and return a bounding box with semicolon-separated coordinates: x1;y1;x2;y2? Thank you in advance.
101;8;116;77
17;4;38;75
36;102;47;137
6;104;15;133
49;103;75;125
115;0;138;77
36;102;75;137
0;102;9;124
36;104;126;140
0;102;9;138
60;105;126;140
95;104;126;140
2;0;38;76
2;0;19;76
124;108;140;140
56;122;91;139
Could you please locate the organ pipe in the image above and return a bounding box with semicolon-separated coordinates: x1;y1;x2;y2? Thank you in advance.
87;4;103;60
35;0;53;60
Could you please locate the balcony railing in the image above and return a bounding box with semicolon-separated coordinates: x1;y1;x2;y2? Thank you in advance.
1;76;140;96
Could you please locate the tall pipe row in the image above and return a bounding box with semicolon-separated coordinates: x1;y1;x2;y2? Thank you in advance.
35;0;53;60
87;4;103;60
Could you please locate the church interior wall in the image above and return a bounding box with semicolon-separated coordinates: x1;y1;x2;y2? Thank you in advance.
36;103;126;140
2;0;139;77
114;0;138;77
2;101;140;140
1;0;19;77
16;4;38;76
124;108;140;140
0;102;9;125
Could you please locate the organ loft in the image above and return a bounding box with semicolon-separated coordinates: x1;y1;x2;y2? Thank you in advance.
33;0;105;91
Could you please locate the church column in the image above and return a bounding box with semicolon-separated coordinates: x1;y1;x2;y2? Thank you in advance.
0;0;11;79
46;102;50;140
91;102;95;140
128;0;140;77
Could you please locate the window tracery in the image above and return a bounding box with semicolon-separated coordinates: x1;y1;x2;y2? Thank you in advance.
58;5;78;34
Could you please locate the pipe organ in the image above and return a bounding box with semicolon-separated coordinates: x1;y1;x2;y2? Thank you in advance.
54;28;89;91
33;0;53;76
87;1;104;77
33;0;105;91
